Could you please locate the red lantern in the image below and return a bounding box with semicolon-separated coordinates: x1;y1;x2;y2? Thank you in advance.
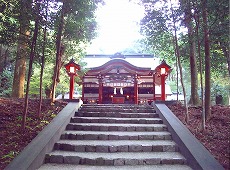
155;60;171;101
64;59;80;99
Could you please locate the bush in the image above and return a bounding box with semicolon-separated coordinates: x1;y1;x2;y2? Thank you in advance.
0;69;13;97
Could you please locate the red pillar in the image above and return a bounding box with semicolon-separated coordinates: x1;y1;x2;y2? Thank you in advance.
161;74;166;101
69;74;75;99
153;73;156;101
134;74;138;104
98;76;103;104
81;82;84;102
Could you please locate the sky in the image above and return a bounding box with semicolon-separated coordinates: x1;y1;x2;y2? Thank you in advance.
86;0;145;54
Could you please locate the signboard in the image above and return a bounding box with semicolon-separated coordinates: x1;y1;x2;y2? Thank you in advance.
105;82;134;87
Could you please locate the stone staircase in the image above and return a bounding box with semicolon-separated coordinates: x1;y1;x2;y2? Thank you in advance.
38;104;192;170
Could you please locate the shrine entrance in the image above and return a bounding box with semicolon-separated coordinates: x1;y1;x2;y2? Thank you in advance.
102;86;134;104
82;54;171;104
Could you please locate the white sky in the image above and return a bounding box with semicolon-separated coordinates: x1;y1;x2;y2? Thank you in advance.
86;0;145;54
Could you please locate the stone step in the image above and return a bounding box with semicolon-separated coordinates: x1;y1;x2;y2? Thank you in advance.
71;117;163;124
66;123;167;132
38;164;193;170
79;109;156;113
77;112;159;118
54;140;178;152
81;104;152;107
61;131;172;140
80;104;153;107
45;151;187;165
79;106;155;112
39;105;192;169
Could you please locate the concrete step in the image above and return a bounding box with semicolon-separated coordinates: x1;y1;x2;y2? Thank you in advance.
60;131;172;140
66;123;167;132
45;151;187;165
38;164;193;170
77;112;159;118
54;140;178;152
71;117;163;124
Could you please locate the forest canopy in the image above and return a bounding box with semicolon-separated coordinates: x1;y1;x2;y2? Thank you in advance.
0;0;229;108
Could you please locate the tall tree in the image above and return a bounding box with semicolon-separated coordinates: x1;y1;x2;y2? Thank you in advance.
181;0;200;105
51;0;100;102
170;0;189;122
22;0;40;129
194;6;205;129
202;0;211;119
51;0;67;102
11;0;32;98
38;0;49;118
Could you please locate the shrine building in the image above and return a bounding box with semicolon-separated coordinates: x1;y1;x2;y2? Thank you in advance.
81;53;172;104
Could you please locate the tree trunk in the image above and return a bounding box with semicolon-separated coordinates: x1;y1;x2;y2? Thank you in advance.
51;1;67;102
184;1;200;106
12;0;31;98
170;0;189;122
38;29;46;118
202;0;211;120
12;29;29;98
194;9;205;130
38;0;48;118
22;1;40;130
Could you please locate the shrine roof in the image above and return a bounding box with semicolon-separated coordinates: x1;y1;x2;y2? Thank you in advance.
82;54;160;70
85;58;152;76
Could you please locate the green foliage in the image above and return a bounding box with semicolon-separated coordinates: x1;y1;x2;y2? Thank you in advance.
211;75;230;105
0;0;102;99
63;0;98;43
16;115;22;121
0;69;13;97
29;63;54;97
140;0;229;105
2;151;17;159
0;0;19;45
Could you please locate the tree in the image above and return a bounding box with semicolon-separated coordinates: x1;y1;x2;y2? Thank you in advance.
22;0;40;129
51;0;67;102
194;4;205;129
180;0;200;105
6;0;101;100
169;0;189;122
11;0;32;98
202;0;211;120
38;0;49;118
208;0;229;77
51;0;100;102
